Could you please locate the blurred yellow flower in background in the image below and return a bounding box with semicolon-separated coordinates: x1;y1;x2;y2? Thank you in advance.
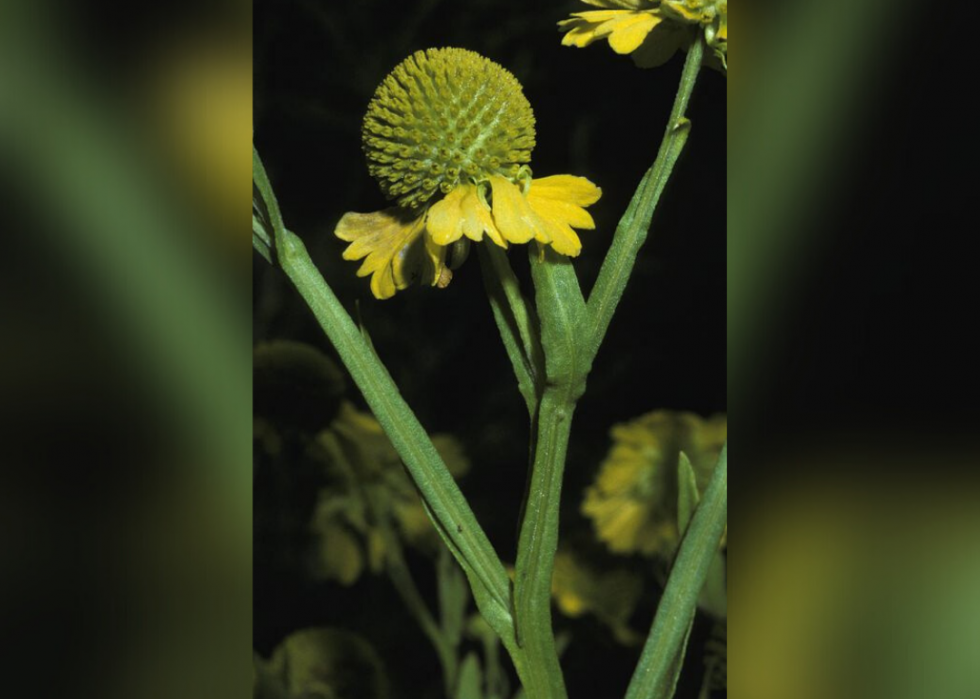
582;409;726;559
559;0;727;72
551;547;644;644
149;36;252;236
336;47;601;299
307;401;469;584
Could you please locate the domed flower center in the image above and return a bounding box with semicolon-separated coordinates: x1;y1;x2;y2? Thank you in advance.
362;47;536;210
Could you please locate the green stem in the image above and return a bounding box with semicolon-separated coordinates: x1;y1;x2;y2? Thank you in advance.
625;443;727;699
508;247;591;699
513;389;575;699
585;38;703;363
278;229;514;630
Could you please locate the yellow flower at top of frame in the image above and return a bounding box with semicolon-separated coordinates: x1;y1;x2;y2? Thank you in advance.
582;409;726;559
559;0;728;73
335;47;602;300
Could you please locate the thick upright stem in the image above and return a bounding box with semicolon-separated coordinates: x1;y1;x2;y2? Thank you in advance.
509;247;590;699
513;389;576;698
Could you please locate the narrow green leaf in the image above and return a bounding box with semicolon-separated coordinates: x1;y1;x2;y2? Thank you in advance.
439;545;470;653
421;498;519;659
253;146;517;671
457;653;484;699
253;213;273;264
253;146;287;247
677;451;700;535
477;244;543;414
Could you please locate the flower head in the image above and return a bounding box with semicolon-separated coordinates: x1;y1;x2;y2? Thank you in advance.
336;47;601;299
363;47;536;211
582;409;726;559
559;0;728;72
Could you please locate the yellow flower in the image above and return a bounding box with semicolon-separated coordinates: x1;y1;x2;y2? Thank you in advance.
582;409;726;558
551;547;643;644
308;401;469;584
559;0;728;72
336;47;601;299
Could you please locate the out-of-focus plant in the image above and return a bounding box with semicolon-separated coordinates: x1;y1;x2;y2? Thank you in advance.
307;402;470;584
583;410;726;559
254;3;726;696
255;627;388;699
582;410;728;618
550;546;644;644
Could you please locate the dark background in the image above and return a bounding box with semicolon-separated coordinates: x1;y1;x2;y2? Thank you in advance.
253;0;726;696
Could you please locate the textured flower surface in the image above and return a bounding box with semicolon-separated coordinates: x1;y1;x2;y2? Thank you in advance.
336;47;601;299
582;409;726;558
308;401;469;584
559;0;727;72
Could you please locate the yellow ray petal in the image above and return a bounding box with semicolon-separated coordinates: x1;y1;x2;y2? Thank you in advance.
580;0;646;9
334;208;439;300
529;197;595;230
421;231;452;289
526;175;602;257
459;185;507;247
489;176;551;246
560;22;603;48
528;175;602;207
537;215;583;257
426;185;467;246
607;13;660;54
570;9;632;23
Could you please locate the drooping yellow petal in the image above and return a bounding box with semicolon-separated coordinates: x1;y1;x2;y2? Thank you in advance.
580;0;650;9
459;185;507;248
488;176;551;246
606;13;660;54
569;9;632;23
426;185;467;246
334;208;442;300
422;230;452;289
560;20;604;48
525;175;602;257
530;198;595;232
526;200;584;257
527;175;602;207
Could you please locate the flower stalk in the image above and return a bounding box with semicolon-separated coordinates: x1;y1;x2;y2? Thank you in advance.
477;243;546;416
509;247;591;699
585;36;703;362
